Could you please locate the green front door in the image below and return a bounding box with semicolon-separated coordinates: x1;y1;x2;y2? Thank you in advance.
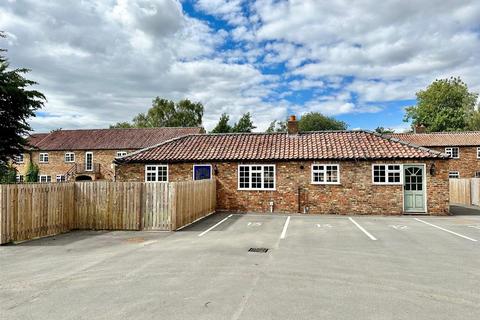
403;165;426;213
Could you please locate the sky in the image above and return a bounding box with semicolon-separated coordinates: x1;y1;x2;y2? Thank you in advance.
1;0;480;133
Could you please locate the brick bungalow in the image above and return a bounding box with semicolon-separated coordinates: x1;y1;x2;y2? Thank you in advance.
115;117;451;215
389;131;480;179
13;127;203;182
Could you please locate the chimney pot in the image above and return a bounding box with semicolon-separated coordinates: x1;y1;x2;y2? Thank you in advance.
287;115;299;135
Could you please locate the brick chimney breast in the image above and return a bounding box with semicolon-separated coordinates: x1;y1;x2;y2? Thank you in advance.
414;124;426;134
287;115;299;135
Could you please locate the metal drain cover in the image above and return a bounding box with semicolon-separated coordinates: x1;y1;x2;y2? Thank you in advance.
248;247;269;253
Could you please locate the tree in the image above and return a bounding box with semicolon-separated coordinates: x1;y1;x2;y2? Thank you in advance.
232;112;256;133
298;112;347;132
404;77;479;132
374;127;395;134
0;32;45;176
25;160;39;183
111;98;204;128
210;113;232;133
266;120;287;133
0;163;17;184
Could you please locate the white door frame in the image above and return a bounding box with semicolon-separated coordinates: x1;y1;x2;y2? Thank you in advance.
85;152;93;171
402;163;427;214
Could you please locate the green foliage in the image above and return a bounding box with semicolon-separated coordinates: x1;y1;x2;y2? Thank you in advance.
0;32;45;163
374;127;395;134
25;160;39;183
232;112;256;133
265;120;287;133
109;122;133;129
404;77;479;132
111;98;204;128
0;162;17;184
298;112;348;132
210;113;232;133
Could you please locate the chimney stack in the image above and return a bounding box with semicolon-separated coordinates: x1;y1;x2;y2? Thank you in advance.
287;115;299;135
414;124;426;134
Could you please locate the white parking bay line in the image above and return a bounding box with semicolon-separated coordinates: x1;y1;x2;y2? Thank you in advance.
348;217;377;241
414;218;478;242
280;216;291;239
198;214;233;237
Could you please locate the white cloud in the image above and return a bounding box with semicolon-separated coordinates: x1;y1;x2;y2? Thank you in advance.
1;0;480;133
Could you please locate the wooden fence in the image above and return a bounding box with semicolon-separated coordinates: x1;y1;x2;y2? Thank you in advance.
0;179;216;244
449;178;480;206
0;183;75;244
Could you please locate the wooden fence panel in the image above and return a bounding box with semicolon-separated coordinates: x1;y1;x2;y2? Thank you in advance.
172;179;216;230
449;179;471;205
74;181;143;231
142;183;170;231
0;183;75;244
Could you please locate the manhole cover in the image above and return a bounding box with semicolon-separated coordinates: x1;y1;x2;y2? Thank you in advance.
248;248;269;253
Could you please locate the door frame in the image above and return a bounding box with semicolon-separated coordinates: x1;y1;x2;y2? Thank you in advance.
402;163;427;214
85;152;93;172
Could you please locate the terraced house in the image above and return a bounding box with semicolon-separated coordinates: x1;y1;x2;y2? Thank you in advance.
389;131;480;179
115;116;451;215
13;127;203;183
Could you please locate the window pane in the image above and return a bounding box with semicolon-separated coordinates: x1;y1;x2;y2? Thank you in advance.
239;166;250;188
263;166;274;189
326;165;338;182
194;165;211;180
373;165;386;183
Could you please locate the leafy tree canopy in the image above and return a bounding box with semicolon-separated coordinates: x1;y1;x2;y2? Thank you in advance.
232;112;256;133
404;77;479;132
0;32;45;164
298;112;347;132
210;113;232;133
210;112;256;133
265;120;287;133
374;127;395;134
110;98;204;128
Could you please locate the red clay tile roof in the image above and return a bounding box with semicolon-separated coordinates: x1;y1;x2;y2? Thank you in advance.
389;131;480;147
27;133;50;148
29;127;203;150
117;131;448;163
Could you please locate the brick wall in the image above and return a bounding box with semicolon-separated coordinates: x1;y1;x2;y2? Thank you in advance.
430;146;480;178
13;149;135;181
116;159;450;215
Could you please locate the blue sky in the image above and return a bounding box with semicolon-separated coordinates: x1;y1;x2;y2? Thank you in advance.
1;0;479;132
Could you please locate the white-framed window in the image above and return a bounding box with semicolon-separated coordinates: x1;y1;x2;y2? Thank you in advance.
16;175;24;183
477;147;480;159
238;164;275;190
145;165;168;182
445;147;459;159
64;152;75;163
193;164;212;180
372;164;402;184
39;153;49;163
311;164;340;184
116;151;128;157
15;154;24;164
56;175;66;182
476;171;480;178
449;171;460;179
39;175;51;183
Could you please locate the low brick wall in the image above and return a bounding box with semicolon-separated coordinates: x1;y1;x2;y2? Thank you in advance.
116;159;450;215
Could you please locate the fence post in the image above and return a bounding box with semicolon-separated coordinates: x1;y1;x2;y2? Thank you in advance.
169;182;177;231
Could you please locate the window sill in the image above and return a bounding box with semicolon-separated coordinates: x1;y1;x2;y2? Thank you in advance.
311;182;341;185
237;188;276;191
